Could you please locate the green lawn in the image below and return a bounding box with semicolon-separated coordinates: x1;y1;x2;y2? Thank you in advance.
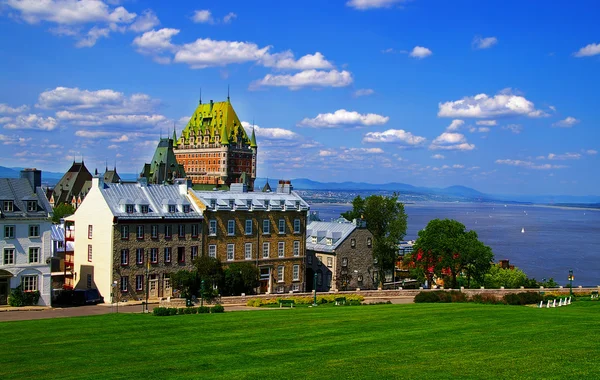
1;302;599;379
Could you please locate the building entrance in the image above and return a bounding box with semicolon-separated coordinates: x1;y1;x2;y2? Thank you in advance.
0;278;10;305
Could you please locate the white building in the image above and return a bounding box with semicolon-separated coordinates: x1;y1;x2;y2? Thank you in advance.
0;169;53;306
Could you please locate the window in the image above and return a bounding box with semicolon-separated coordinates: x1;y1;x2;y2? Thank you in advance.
326;238;333;246
88;245;92;262
293;241;300;257
3;248;15;265
317;256;322;266
292;284;300;292
191;224;199;238
178;224;185;238
4;225;15;239
293;219;301;234
168;205;176;213
244;243;252;260
327;257;333;268
351;238;356;248
165;225;172;239
178;247;185;263
150;248;158;264
209;220;217;236
262;219;270;234
87;274;92;289
262;242;270;258
136;275;144;291
311;236;317;244
278;242;285;258
227;244;235;261
293;265;299;281
210;199;216;209
307;254;312;265
278;219;285;234
317;271;323;286
367;237;372;248
277;285;284;293
136;248;144;264
151;225;158;239
191;246;198;261
121;276;128;292
121;225;129;240
137;225;144;239
88;225;93;239
277;266;284;282
164;247;171;263
141;205;149;214
183;205;190;213
326;273;332;287
229;199;234;209
121;249;129;265
208;245;216;258
27;201;37;212
342;257;348;267
227;220;235;236
245;219;252;235
22;275;38;292
3;200;14;212
29;225;39;237
126;204;134;214
29;247;40;263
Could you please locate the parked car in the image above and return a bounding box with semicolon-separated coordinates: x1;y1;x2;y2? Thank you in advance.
72;289;104;305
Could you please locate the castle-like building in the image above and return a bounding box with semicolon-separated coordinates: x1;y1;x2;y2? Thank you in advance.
174;97;257;190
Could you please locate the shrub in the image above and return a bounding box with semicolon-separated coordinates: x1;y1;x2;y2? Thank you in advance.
168;308;178;316
198;306;210;314
503;292;544;305
470;293;502;304
449;291;468;303
8;286;40;307
414;291;442;303
152;307;169;316
211;304;225;313
190;307;198;314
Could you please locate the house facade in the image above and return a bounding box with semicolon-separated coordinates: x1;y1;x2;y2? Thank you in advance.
306;220;375;292
0;169;53;306
70;177;202;303
190;181;309;294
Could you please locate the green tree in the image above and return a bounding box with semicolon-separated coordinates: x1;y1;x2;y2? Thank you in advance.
223;263;260;296
481;264;528;289
342;194;407;288
52;203;75;224
193;256;224;292
170;270;199;300
410;219;493;289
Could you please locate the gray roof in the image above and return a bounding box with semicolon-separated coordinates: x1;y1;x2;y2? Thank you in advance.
192;189;310;212
306;221;356;253
50;224;74;251
99;181;202;220
0;177;53;219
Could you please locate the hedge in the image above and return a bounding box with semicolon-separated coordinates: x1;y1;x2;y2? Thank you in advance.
246;294;365;307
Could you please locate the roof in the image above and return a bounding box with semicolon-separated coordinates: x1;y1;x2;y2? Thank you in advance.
99;181;202;220
0;177;53;219
192;189;309;212
306;221;357;253
103;168;121;183
140;138;186;184
52;161;93;204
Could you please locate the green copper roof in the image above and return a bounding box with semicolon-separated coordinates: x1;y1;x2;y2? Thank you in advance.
140;138;186;184
250;127;257;148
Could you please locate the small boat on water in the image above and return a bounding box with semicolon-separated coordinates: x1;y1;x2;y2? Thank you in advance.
521;228;525;233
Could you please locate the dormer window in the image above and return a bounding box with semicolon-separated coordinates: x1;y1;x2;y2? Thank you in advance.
326;238;333;246
126;204;135;214
311;236;317;244
210;199;216;209
3;201;14;212
183;205;190;213
295;201;300;209
246;199;252;209
27;201;37;212
229;199;234;209
264;200;269;209
168;205;176;213
141;205;149;214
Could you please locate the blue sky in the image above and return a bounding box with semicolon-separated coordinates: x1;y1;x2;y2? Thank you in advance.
0;0;598;196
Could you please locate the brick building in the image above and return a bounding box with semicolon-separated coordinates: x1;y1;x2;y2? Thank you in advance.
190;181;309;294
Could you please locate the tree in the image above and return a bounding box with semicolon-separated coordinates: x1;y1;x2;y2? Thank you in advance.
52;203;75;224
342;194;407;288
193;256;224;292
481;264;528;289
223;263;260;296
171;270;199;300
409;219;493;289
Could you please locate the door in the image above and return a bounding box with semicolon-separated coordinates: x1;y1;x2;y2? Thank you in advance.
149;280;158;298
163;278;172;298
259;267;270;294
0;279;8;305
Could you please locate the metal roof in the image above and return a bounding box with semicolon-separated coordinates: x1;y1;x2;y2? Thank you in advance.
192;189;310;212
306;221;356;253
0;177;52;218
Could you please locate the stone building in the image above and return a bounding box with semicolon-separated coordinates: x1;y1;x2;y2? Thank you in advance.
0;169;53;305
69;177;202;303
190;180;309;294
306;219;375;292
174;97;257;189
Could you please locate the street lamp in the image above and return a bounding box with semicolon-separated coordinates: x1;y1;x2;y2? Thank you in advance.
568;269;574;296
200;279;205;308
312;272;318;306
145;250;149;313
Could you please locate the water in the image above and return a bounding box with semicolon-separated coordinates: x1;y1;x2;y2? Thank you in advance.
312;202;600;286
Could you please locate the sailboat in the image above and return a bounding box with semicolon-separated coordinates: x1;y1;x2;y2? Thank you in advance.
521;227;525;233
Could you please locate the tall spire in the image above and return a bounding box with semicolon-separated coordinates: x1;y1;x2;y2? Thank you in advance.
172;122;177;147
227;84;230;103
250;119;257;148
199;88;202;105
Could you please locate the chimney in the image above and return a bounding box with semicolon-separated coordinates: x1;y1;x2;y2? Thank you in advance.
20;168;41;191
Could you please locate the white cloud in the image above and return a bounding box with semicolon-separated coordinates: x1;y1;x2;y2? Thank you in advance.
430;132;475;151
476;120;497;126
546;152;581;161
58;112;166;126
319;149;336;157
586;149;597;155
452;164;464;169
409;46;432;59
174;38;271;69
75;26;110;48
353;89;374;97
111;134;129;142
552;116;580;128
298;109;388;128
446;119;464;131
574;43;600;58
0;104;29;114
431;154;445;159
472;36;498;50
477;127;490;133
346;0;407;10
241;121;300;141
502;124;522;134
37;87;159;113
495;159;567;170
223;12;237;24
362;129;426;146
251;70;353;90
345;147;384;154
438;89;547;118
132;28;179;63
75;130;118;138
0;117;12;124
262;51;334;70
129;9;159;32
4;114;59;131
192;10;213;24
107;144;118;149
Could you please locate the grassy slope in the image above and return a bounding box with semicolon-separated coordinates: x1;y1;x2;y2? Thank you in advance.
1;303;599;379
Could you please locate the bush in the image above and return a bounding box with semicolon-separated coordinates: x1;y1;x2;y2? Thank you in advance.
414;291;443;303
246;295;366;307
152;307;169;316
168;308;178;316
211;304;225;313
503;292;544;305
470;293;502;304
198;306;210;314
414;291;468;304
8;286;40;307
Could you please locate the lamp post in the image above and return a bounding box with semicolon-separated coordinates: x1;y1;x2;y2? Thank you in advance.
145;250;149;313
568;269;574;296
312;272;318;306
200;279;205;308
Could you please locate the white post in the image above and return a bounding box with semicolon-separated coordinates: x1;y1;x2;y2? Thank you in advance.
539;301;543;308
552;299;556;308
547;300;551;308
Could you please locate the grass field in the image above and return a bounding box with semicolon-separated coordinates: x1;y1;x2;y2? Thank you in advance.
1;302;599;379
